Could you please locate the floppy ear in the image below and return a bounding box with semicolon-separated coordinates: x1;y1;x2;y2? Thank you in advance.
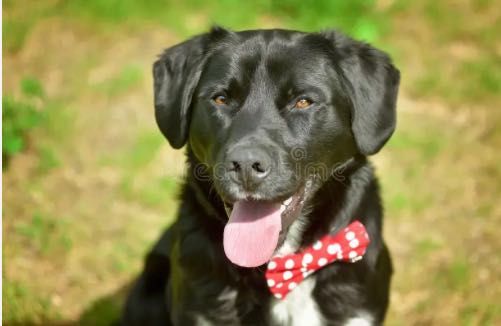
153;27;230;149
322;31;400;155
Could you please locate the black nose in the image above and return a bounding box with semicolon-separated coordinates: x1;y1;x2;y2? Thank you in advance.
226;146;272;191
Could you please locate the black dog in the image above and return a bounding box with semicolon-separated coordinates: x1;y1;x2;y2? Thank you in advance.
122;27;399;326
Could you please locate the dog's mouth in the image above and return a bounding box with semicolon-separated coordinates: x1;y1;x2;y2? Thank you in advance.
222;182;309;268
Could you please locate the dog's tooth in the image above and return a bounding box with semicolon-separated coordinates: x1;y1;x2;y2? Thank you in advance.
280;204;286;213
284;197;293;206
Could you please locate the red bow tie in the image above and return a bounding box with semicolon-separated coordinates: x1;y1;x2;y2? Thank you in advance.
265;220;370;299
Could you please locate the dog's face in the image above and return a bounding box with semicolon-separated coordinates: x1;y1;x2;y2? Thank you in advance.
153;28;399;267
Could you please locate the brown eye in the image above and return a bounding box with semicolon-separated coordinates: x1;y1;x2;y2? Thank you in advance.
294;98;313;109
213;94;227;105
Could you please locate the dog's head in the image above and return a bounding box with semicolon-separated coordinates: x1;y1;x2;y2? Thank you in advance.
153;27;399;267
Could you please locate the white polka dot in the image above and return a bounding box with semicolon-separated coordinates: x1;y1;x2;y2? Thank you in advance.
267;279;275;287
302;270;312;278
285;259;295;269
300;266;307;272
277;282;283;288
288;282;297;290
268;261;277;270
337;252;343;259
283;271;293;280
349;251;358;259
327;243;341;255
345;231;355;241
318;257;328;266
349;239;359;248
313;240;323;250
274;293;282;299
302;253;313;265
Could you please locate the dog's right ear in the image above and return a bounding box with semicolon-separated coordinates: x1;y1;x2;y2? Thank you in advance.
321;30;400;155
153;27;230;149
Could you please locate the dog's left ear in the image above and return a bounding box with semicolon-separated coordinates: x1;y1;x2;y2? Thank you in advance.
153;27;231;149
322;31;400;155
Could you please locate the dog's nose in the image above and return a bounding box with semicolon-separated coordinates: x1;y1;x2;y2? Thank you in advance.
226;147;272;191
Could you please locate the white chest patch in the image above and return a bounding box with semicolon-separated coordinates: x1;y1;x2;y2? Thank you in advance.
344;311;374;326
270;277;324;326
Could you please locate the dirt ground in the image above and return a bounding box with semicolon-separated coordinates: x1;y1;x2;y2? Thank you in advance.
3;11;501;326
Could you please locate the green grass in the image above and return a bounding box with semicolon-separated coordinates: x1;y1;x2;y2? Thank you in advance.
96;64;144;96
394;0;500;104
2;96;40;157
14;212;73;256
20;76;45;98
415;237;442;257
3;0;64;53
36;146;61;174
3;18;33;53
459;302;500;326
387;126;447;161
434;257;472;293
381;117;451;216
4;0;388;52
2;279;58;323
5;0;499;106
122;131;165;171
2;77;45;161
267;0;387;41
459;54;501;99
102;129;180;209
119;174;180;210
135;176;180;207
64;0;381;34
415;53;501;103
386;190;430;216
447;259;472;292
2;76;72;172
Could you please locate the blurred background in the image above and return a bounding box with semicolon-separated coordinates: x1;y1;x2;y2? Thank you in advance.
2;0;500;325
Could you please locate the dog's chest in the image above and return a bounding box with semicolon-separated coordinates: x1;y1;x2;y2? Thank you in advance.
270;278;324;326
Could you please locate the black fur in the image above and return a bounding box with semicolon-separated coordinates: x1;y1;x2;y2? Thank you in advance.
122;27;399;325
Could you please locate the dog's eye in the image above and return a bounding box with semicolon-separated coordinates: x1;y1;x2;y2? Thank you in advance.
212;94;228;106
294;98;313;110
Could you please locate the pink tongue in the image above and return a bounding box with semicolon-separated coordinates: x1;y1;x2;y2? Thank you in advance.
223;200;282;267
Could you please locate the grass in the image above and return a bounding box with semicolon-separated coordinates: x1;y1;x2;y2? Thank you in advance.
4;0;387;49
62;0;386;38
6;0;498;106
445;259;472;292
459;302;500;326
379;113;453;217
102;129;182;209
2;95;41;158
6;0;498;107
2;77;45;161
415;237;442;258
392;0;501;104
36;146;61;174
120;174;180;209
14;212;73;256
3;1;501;325
2;279;60;324
2;75;71;173
122;131;165;172
95;64;144;96
415;53;501;103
